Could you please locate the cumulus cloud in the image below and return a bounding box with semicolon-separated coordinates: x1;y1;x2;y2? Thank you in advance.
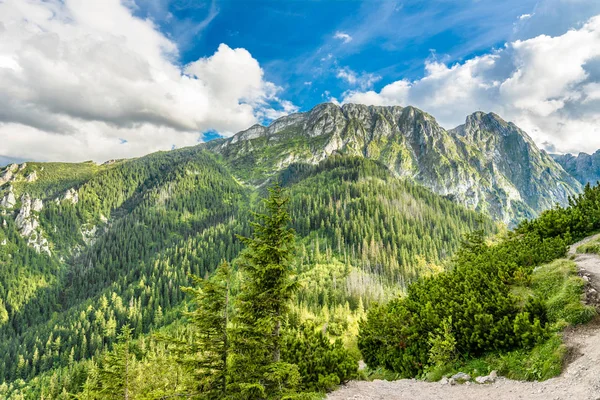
0;0;294;162
342;15;600;154
333;31;353;43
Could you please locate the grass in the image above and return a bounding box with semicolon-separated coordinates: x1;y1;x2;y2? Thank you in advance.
577;237;600;255
424;259;596;382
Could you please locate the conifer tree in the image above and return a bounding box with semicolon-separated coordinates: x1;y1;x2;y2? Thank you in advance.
232;183;299;397
97;324;135;399
178;260;232;399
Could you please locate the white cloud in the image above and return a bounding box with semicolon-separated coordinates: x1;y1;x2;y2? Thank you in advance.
333;31;353;44
519;13;533;20
0;0;293;162
336;67;381;90
342;15;600;154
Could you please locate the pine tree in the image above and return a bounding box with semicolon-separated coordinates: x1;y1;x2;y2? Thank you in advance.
96;324;135;399
232;183;299;397
177;260;232;399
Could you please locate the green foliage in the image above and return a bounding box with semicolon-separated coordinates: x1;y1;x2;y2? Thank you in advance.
0;151;496;396
231;184;301;397
358;227;570;377
95;325;135;399
530;260;596;327
576;237;600;254
427;318;457;366
281;324;357;392
167;260;232;399
517;182;600;243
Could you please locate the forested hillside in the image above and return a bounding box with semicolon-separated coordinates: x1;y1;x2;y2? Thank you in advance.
0;142;493;398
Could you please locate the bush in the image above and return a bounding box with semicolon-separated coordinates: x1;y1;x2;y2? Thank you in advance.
282;324;358;392
358;231;556;377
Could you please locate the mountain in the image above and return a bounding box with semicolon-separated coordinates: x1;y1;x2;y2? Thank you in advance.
205;103;581;225
552;151;600;186
0;142;495;394
0;102;589;397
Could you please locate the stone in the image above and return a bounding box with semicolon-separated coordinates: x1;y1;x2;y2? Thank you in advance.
26;171;38;182
489;370;498;379
32;198;43;212
0;190;16;208
476;375;495;384
451;372;471;382
440;377;449;385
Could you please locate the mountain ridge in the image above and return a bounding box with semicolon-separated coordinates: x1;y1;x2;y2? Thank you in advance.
205;102;581;224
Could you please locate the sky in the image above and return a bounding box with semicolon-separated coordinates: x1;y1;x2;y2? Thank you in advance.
1;0;600;164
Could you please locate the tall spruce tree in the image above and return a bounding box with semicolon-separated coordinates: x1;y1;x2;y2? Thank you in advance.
96;325;135;399
181;260;232;399
231;183;299;398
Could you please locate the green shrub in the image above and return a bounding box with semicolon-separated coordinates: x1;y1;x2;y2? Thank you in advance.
282;324;357;392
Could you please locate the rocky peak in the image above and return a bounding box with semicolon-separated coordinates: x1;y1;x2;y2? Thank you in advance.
552;150;600;185
207;102;582;224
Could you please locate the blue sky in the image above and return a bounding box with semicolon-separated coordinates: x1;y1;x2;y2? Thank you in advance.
136;0;540;111
1;0;600;163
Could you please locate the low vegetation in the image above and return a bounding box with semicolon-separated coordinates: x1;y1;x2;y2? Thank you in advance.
359;184;600;382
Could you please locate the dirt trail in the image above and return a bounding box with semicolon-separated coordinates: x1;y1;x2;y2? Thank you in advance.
328;236;600;400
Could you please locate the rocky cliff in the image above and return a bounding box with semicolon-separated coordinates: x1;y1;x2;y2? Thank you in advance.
207;103;581;224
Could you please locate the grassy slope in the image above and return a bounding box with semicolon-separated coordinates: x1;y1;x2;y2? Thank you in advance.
420;259;596;382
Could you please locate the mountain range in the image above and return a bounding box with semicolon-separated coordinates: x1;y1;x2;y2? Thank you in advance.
206;103;581;224
552;151;600;186
0;102;595;395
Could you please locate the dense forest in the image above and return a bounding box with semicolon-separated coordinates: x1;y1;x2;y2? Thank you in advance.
1;140;597;398
0;148;493;398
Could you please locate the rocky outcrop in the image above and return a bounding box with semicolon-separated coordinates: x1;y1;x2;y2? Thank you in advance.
13;193;49;254
15;194;38;237
63;188;79;204
207;103;581;224
0;169;14;186
0;188;16;209
552;150;600;186
26;171;38;182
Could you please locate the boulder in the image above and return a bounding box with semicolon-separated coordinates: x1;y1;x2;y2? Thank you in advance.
451;372;471;382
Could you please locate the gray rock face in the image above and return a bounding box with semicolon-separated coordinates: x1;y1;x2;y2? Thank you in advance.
0;190;16;208
0;169;13;186
552;150;600;186
15;194;36;236
63;188;79;204
14;193;49;253
209;103;581;224
26;170;38;182
32;198;43;212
